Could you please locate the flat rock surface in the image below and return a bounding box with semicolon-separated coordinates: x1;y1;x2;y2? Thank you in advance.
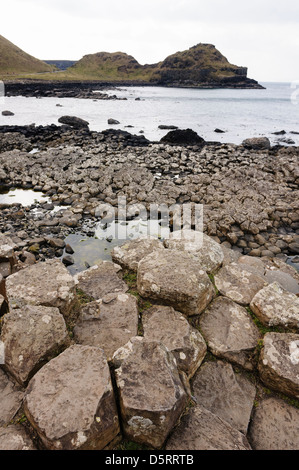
250;282;299;328
264;269;299;295
164;230;224;273
111;237;165;272
112;337;187;448
0;368;24;426
214;263;267;305
165;405;251;450
74;293;139;361
258;332;299;399
199;296;260;370
0;425;36;450
191;360;256;434
137;250;215;316
142;305;207;379
248;397;299;450
24;345;120;450
5;259;76;317
1;305;69;386
74;260;128;300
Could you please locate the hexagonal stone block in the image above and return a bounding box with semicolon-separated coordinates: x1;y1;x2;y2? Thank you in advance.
250;282;299;329
24;345;120;450
137;250;215;316
214;263;267;305
199;296;261;370
1;305;69;386
74;260;128;300
112;337;187;448
142;305;207;379
258;333;299;399
5;259;76;317
0;369;24;426
111;237;165;272
0;425;36;450
164;230;224;274
248;397;299;450
74;293;139;361
191;361;256;434
165;405;251;450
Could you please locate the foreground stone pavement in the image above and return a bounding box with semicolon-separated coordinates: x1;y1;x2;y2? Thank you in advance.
0;231;299;450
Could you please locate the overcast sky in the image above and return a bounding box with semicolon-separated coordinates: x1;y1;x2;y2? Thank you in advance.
2;0;299;82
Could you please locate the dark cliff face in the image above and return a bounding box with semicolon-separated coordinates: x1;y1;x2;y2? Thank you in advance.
152;44;263;89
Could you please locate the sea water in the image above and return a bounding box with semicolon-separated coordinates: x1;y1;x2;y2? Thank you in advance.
0;83;298;145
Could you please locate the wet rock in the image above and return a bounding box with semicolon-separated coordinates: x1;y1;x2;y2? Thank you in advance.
199;296;260;370
160;128;205;145
242;137;271;150
24;345;120;450
111;237;165;272
0;425;36;450
191;361;256;433
112;337;187;448
65;244;74;254
258;333;299;399
1;305;69;386
62;255;74;266
248;397;299;450
165;405;251;450
58;115;89;129
1;111;14;116
137;250;215;316
250;282;299;328
0;369;24;426
164;230;224;273
74;260;128;300
5;259;76;317
142;305;207;379
108;118;120;125
214;263;267;305
158;125;178;130
74;293;139;361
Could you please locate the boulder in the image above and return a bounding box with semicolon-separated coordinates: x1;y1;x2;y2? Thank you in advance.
0;425;36;450
142;305;207;379
242;137;271;150
248;397;299;450
199;296;260;370
74;261;128;300
250;282;299;328
108;118;120;125
74;293;139;361
158;125;178;130
164;230;224;273
264;270;299;295
111;237;165;272
160;128;205;145
5;259;76;317
112;337;187;448
0;369;24;426
137;250;215;316
58;115;89;129
165;405;251;450
1;305;69;386
258;333;299;399
214;263;267;305
191;361;256;433
24;345;120;450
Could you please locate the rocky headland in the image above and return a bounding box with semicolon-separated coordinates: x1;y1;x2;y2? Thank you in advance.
0;123;299;450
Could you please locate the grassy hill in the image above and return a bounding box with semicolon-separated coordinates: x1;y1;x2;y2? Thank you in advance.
0;39;262;88
0;35;56;78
